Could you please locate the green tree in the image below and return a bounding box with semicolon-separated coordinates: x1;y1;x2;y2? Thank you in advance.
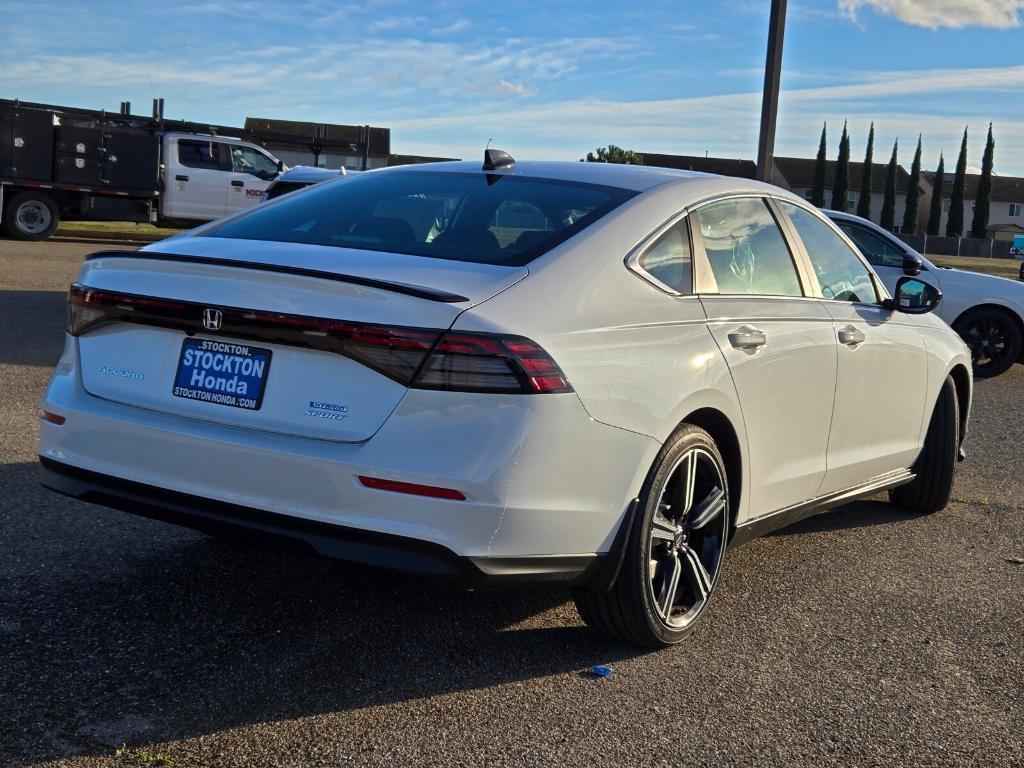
880;140;898;231
947;127;968;237
902;135;923;234
971;123;995;238
581;145;644;164
926;153;945;237
831;121;851;212
856;123;874;219
811;123;827;207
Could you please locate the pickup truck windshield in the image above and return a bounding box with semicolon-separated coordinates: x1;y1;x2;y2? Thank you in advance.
204;171;637;266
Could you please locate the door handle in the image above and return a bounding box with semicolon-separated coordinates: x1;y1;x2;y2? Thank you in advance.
175;174;189;182
728;324;767;351
838;325;866;346
231;180;244;187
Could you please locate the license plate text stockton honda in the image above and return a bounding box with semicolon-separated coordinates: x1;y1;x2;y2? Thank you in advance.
172;338;272;410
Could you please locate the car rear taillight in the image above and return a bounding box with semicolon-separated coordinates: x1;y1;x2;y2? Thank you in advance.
411;332;572;394
68;284;189;336
66;284;570;393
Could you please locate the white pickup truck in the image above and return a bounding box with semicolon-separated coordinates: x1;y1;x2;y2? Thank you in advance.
0;99;287;240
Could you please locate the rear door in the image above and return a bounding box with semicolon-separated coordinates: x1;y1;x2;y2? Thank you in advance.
163;137;230;220
694;196;839;515
777;201;929;493
225;142;278;214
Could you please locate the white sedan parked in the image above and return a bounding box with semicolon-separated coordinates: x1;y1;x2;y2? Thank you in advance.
827;210;1024;378
39;154;971;648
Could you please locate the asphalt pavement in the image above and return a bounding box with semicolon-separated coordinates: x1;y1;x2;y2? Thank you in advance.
1;238;1022;768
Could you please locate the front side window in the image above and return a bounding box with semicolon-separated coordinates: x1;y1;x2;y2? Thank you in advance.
1010;203;1022;217
636;219;692;294
230;145;279;179
205;171;636;266
178;140;223;170
780;202;877;304
693;198;802;297
835;221;906;268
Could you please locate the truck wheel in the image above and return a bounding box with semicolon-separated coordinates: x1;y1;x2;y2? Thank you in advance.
3;191;60;240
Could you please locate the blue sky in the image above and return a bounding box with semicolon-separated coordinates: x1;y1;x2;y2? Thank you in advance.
2;0;1024;174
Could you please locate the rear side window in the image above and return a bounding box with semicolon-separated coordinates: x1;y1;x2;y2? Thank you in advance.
204;171;637;266
178;140;223;170
637;219;692;294
694;198;802;297
780;203;877;303
264;181;310;200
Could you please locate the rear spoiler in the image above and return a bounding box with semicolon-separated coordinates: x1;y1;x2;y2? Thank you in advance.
85;250;470;304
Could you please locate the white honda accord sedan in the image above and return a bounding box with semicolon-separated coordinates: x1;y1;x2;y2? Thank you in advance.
39;153;972;648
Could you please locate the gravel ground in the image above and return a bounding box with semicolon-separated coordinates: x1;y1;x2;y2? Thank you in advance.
1;238;1022;768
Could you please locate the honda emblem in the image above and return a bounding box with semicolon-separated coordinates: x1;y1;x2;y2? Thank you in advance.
202;308;223;331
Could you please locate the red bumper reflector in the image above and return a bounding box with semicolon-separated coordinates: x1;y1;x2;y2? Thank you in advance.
358;476;466;500
40;411;66;425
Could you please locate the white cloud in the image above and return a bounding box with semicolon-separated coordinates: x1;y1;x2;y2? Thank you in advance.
838;0;1024;29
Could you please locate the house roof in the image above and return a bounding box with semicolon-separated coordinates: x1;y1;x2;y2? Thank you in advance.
772;156;911;192
638;153;758;179
925;171;1024;202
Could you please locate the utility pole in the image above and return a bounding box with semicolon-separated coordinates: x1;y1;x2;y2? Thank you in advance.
756;0;787;184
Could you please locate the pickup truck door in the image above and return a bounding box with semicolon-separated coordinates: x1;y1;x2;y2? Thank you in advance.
163;138;229;221
225;143;278;214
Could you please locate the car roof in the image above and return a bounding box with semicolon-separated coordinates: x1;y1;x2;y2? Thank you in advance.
276;166;345;183
380;159;788;196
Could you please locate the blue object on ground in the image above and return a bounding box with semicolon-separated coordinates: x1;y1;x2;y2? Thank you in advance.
591;665;613;678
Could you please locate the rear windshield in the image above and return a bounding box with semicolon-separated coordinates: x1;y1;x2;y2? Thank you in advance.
205;171;637;266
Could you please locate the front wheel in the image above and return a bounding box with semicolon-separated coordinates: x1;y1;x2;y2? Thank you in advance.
573;425;730;648
953;307;1021;378
2;191;60;241
889;375;959;515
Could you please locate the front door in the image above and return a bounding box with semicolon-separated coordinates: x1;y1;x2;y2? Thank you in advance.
778;202;929;493
693;196;839;517
225;144;278;214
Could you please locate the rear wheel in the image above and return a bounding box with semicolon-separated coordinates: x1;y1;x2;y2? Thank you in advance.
889;375;958;515
953;307;1021;378
2;191;60;241
573;425;729;648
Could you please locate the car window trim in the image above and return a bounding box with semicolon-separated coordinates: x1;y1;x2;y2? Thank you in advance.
688;193;810;299
623;209;698;297
770;198;886;306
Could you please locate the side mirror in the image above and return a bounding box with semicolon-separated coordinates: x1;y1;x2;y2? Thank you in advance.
884;276;942;314
276;159;284;174
902;253;923;276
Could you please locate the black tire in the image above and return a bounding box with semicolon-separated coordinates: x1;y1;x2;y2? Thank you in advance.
889;375;958;515
953;307;1021;378
2;191;60;241
573;425;730;648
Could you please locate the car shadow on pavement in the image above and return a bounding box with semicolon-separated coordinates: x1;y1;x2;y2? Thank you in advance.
0;290;67;367
768;498;917;538
0;461;646;763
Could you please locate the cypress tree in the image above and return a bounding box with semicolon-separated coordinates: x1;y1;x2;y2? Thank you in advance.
811;123;827;207
856;123;874;219
880;140;898;231
831;121;850;212
971;123;995;239
947;127;968;237
927;154;945;237
902;135;923;234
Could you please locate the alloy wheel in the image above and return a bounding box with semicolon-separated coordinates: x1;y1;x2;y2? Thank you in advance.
647;447;728;629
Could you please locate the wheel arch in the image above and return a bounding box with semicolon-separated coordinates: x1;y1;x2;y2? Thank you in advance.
947;362;971;448
678;407;743;535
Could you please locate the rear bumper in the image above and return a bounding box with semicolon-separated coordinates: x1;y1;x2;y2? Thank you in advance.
40;457;606;588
